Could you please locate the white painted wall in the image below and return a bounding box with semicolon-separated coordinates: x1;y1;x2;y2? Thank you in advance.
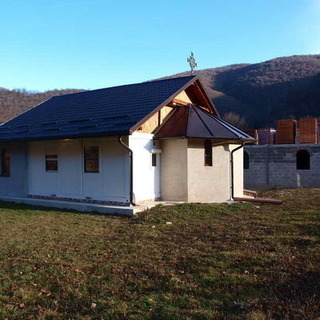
28;137;130;203
231;144;244;198
1;136;244;205
0;142;28;197
129;132;161;202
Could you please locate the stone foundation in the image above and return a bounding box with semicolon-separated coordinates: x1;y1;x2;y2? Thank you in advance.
136;197;161;205
27;194;129;206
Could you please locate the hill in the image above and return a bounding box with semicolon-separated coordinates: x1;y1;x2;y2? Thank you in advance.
0;88;83;123
169;55;320;128
1;54;320;127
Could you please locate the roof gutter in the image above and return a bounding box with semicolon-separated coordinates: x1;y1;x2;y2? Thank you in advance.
118;135;136;206
0;131;130;143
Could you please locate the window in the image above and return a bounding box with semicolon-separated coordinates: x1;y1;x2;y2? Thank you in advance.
1;149;10;177
296;149;310;170
204;140;212;166
244;151;249;169
84;146;99;173
46;154;58;171
152;153;157;167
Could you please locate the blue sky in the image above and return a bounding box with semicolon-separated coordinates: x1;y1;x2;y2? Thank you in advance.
0;0;319;91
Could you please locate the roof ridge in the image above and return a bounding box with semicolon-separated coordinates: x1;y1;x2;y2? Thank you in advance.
147;75;196;84
52;75;197;98
211;115;252;138
190;105;214;136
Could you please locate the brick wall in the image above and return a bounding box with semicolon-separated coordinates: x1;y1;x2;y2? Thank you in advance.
276;120;297;144
244;144;320;188
298;118;318;144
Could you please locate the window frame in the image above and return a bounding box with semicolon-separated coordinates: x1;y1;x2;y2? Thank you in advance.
84;146;100;173
152;153;157;167
1;149;10;177
45;154;58;172
204;139;213;167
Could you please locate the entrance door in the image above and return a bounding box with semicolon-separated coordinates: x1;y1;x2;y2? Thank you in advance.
151;152;161;198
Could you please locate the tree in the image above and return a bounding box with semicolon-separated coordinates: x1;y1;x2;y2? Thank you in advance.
222;112;247;129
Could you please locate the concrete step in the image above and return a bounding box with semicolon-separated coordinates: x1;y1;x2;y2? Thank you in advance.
0;196;145;216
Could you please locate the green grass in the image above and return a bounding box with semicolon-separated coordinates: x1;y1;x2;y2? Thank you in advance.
0;188;319;319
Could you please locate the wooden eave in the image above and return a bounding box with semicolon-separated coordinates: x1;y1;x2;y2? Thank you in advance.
154;136;253;142
185;79;219;116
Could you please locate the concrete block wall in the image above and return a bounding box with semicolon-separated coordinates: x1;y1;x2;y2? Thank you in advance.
244;146;268;186
244;144;320;188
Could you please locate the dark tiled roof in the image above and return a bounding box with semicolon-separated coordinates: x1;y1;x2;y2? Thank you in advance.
155;104;255;141
0;76;196;141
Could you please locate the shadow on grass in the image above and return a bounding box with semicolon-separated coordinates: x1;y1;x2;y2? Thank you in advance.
0;200;131;219
145;270;320;319
299;223;320;237
267;270;320;319
211;270;320;319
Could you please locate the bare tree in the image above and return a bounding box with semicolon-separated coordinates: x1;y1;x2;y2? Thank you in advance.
222;112;247;129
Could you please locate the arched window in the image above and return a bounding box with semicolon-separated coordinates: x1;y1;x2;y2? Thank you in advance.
296;149;310;170
1;149;10;177
244;151;249;170
204;140;212;166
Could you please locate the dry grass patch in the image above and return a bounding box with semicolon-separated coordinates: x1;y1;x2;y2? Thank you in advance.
0;188;319;319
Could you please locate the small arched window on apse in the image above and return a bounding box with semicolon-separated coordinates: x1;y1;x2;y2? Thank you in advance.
296;149;310;170
244;151;249;170
204;140;212;166
1;149;10;177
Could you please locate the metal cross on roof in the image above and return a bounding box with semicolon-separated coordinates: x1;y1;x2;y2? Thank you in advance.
187;52;197;75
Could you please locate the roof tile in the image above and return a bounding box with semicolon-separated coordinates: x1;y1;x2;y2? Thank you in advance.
0;76;195;141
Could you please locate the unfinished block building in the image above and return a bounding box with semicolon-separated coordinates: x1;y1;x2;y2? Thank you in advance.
244;118;320;188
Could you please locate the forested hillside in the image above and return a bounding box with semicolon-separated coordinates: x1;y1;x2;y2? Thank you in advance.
1;54;320;128
0;88;83;123
170;55;320;128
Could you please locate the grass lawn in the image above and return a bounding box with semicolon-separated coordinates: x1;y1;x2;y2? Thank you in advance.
0;188;319;320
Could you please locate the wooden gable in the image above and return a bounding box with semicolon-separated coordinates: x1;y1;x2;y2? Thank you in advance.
135;91;191;134
132;78;218;134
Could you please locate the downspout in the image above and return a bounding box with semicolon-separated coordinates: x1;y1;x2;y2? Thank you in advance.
118;135;136;206
230;142;244;200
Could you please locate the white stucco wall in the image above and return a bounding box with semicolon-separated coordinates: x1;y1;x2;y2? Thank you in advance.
129;132;161;202
187;140;230;202
231;144;244;198
161;139;244;203
0;136;244;205
160;139;188;201
28;137;130;203
0;142;28;197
